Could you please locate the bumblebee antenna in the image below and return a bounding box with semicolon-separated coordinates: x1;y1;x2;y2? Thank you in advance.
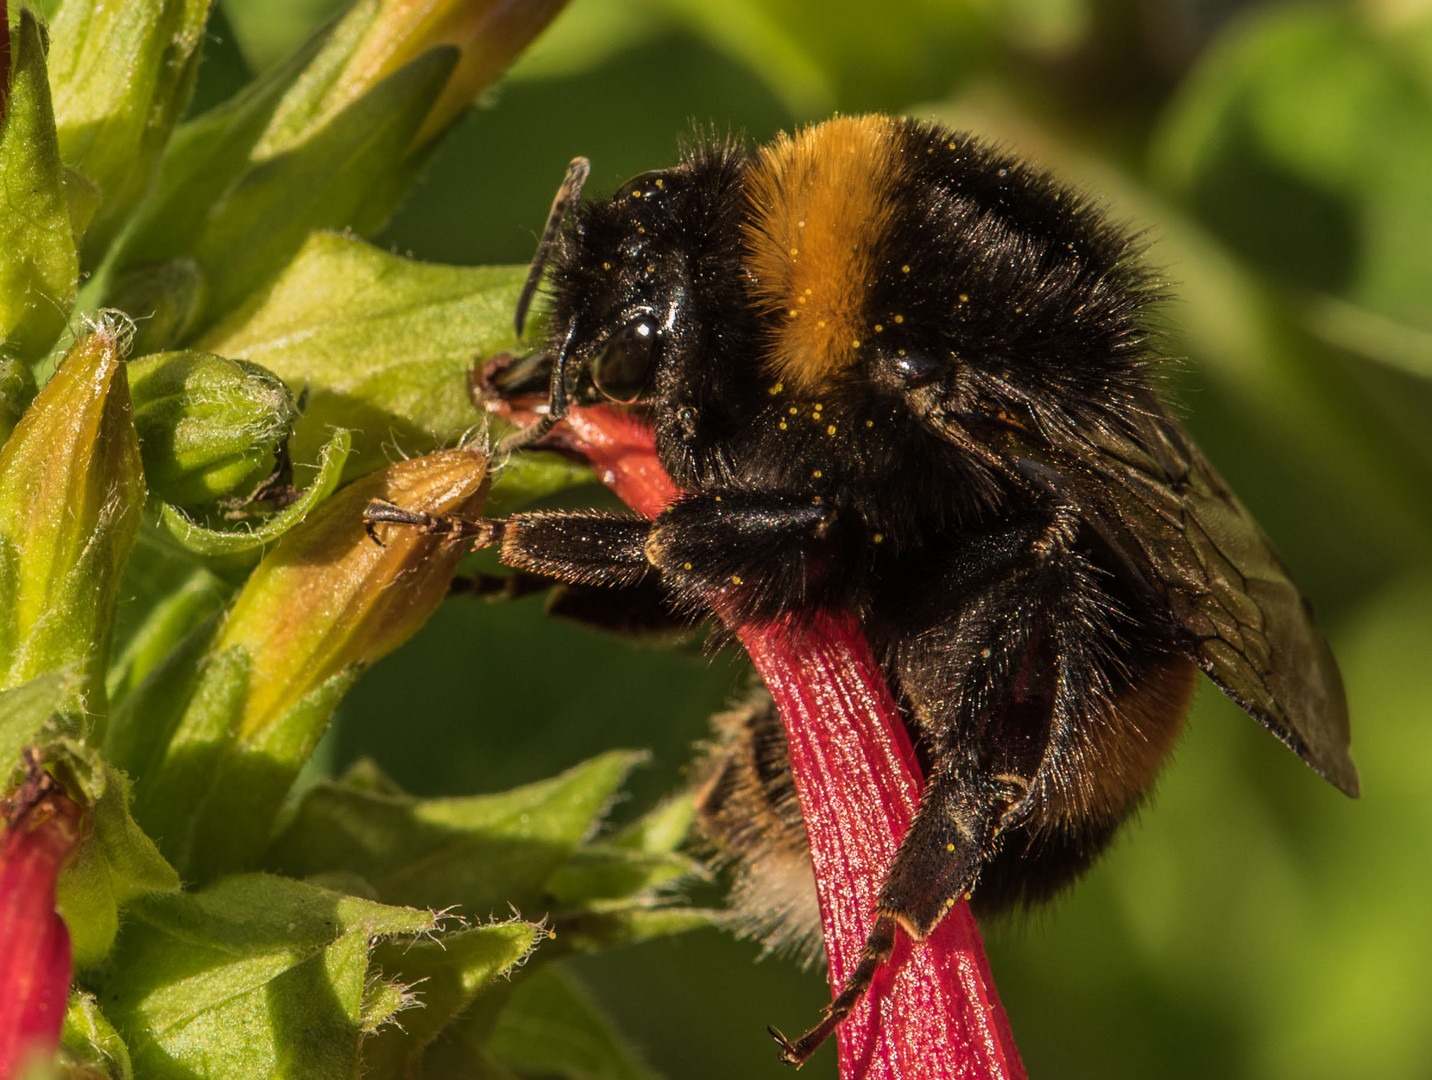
496;317;582;453
514;157;591;338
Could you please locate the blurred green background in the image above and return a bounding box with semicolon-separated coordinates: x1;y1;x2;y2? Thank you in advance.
209;0;1432;1076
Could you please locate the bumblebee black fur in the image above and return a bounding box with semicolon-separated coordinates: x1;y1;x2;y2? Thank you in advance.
383;115;1357;1063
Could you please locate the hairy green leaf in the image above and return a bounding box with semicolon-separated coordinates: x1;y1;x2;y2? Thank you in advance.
544;796;702;911
51;747;181;968
266;752;647;915
96;874;436;1080
364;921;545;1078
112;25;331;279
60;992;133;1080
163;47;457;330
0;669;84;787
105;552;229;705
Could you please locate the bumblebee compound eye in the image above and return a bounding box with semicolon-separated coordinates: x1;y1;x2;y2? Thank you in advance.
593;316;660;403
615;169;676;203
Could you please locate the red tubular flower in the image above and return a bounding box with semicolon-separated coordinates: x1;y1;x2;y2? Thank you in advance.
0;751;82;1080
540;404;1026;1079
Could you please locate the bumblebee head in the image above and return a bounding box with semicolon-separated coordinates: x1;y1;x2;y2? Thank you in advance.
506;147;749;449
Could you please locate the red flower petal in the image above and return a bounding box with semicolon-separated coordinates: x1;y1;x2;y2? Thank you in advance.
0;752;81;1080
544;405;1026;1079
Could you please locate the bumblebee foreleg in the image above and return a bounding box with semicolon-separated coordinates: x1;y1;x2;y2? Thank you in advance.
641;492;841;620
367;490;846;617
473;493;844;618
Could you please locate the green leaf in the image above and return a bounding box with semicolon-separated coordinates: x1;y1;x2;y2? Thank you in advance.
556;907;715;955
46;0;213;266
201;233;524;477
61;165;104;247
266;752;647;914
610;793;697;855
124;642;248;863
105;548;229;705
237;0;388;157
360;974;412;1035
121;640;348;881
60;991;133;1080
128;349;297;507
0;11;79;361
543;797;703;912
51;746;181;968
1154;5;1432;336
363;921;545;1077
161;46;457;331
105;610;222;790
486;966;658;1080
95;874;437;1080
182;666;360;881
154;428;351;556
543;846;700;913
111;22;333;288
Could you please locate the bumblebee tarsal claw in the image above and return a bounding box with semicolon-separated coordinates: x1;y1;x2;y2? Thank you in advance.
361;498;504;547
767;1026;803;1068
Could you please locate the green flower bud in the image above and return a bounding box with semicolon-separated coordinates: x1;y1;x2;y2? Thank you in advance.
0;319;145;716
128;350;296;507
220;446;488;743
0;11;79;362
289;0;572;151
46;0;212;267
131;448;489;878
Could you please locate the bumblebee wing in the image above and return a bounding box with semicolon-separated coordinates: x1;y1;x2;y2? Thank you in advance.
1008;406;1358;796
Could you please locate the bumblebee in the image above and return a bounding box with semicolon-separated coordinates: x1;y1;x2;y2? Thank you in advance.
368;115;1357;1065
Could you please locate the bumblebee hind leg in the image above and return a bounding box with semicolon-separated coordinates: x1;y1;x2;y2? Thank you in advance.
773;513;1121;1064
